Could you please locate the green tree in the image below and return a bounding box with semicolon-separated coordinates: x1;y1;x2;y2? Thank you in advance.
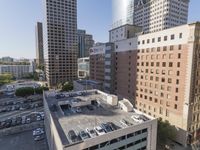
15;87;34;97
0;74;14;86
35;86;49;94
157;118;176;147
61;82;73;92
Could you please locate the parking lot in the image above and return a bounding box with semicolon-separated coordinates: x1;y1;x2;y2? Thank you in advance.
0;95;44;129
0;130;48;150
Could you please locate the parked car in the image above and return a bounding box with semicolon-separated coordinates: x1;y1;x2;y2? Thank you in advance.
26;118;31;124
87;105;94;111
34;135;44;141
16;117;22;125
100;123;112;133
56;94;65;99
79;130;90;140
68;130;79;142
36;115;41;121
86;128;97;138
76;107;82;113
33;128;44;136
107;122;119;130
94;126;106;136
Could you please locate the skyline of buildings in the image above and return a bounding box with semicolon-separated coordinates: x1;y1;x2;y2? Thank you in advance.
1;0;200;149
43;0;78;87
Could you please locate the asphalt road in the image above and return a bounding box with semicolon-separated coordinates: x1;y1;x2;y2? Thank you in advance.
0;107;43;121
0;130;48;150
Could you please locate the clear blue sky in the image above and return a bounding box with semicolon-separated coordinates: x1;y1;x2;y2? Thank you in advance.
0;0;199;59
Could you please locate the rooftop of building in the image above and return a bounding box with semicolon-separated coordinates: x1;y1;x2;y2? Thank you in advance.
75;80;102;86
44;90;155;147
109;23;142;32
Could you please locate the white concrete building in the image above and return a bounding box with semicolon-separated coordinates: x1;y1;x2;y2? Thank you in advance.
134;0;189;33
0;63;34;78
44;90;157;150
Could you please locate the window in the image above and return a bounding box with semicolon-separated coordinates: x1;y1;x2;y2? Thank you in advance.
176;79;179;85
156;62;160;67
169;62;173;67
171;34;175;40
177;62;181;67
179;33;183;39
168;78;172;83
177;71;180;76
162;62;166;67
147;39;150;43
158;37;161;42
164;36;168;41
175;96;178;101
167;86;171;92
178;45;182;50
170;46;174;50
174;104;178;109
152;38;155;43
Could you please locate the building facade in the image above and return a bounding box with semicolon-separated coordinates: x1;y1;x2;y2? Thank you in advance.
43;90;157;150
90;22;200;146
134;0;189;33
78;29;94;58
35;22;44;67
112;0;135;29
77;57;89;79
0;63;34;79
43;0;78;87
0;57;14;63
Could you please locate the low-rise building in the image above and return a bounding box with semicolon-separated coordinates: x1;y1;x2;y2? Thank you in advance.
0;61;35;79
43;90;157;150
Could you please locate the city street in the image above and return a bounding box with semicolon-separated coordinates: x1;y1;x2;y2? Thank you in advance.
0;130;48;150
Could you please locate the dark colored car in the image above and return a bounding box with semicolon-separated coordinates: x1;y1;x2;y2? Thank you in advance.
107;122;119;130
100;123;112;133
87;105;94;111
68;130;79;142
56;94;65;99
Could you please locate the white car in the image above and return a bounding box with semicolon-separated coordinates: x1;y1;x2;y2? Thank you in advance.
36;115;41;121
33;128;44;136
86;128;97;138
94;126;105;136
131;115;144;123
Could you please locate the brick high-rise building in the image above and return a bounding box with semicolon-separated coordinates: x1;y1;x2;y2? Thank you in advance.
43;0;78;87
90;22;200;146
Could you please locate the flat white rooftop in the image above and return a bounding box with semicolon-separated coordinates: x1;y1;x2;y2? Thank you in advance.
44;90;155;148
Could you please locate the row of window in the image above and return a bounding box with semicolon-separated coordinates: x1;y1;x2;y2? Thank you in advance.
83;129;147;150
138;33;182;45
